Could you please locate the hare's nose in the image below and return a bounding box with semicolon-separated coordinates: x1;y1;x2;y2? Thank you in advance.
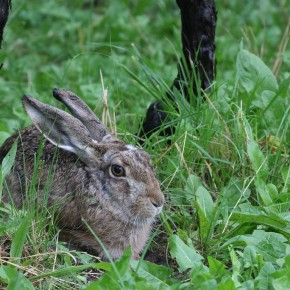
151;200;164;214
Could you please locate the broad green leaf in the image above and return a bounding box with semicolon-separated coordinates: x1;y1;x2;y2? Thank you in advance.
281;167;290;193
253;230;288;244
169;234;203;272
235;49;289;135
199;279;218;289
195;205;210;241
135;281;168;290
220;178;251;208
10;216;31;263
277;193;290;213
247;140;269;180
86;247;138;290
254;178;273;206
195;186;214;223
186;182;215;240
247;140;272;205
272;274;290;290
236;49;288;135
208;256;231;282
185;174;202;203
229;247;241;288
243;246;258;268
266;183;279;201
230;204;290;237
217;277;237;290
223;230;289;263
189;263;212;287
252;230;289;263
236;49;278;96
271;255;290;290
240;280;255;289
131;260;174;287
254;262;275;290
0;211;23;236
113;247;132;277
257;91;287;131
0;266;35;290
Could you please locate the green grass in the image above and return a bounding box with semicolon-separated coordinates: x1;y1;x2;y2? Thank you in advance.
0;0;289;289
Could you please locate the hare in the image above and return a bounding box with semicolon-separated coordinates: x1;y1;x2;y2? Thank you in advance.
0;88;164;260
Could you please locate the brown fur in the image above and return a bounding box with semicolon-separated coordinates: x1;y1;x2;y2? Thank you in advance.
0;89;164;260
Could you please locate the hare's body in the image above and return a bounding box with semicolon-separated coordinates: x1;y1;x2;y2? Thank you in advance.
0;89;164;260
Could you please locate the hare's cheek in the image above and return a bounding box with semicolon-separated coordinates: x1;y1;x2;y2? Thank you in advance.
106;178;131;201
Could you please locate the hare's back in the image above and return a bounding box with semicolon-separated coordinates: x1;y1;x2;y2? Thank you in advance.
1;125;82;207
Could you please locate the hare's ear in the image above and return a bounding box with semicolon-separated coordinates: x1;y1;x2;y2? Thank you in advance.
52;88;110;142
22;95;96;163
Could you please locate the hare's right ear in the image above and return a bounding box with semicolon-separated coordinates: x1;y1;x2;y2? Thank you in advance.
52;89;110;142
23;95;96;164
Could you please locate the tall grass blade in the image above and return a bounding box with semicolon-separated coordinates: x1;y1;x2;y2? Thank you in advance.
0;140;17;200
29;263;108;281
10;215;31;264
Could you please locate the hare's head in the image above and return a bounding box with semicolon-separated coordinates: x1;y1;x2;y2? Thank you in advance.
23;89;164;224
97;144;164;224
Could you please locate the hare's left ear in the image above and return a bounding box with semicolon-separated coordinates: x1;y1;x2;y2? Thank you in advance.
22;95;96;164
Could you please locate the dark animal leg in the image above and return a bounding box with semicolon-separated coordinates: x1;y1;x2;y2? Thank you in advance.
139;0;217;139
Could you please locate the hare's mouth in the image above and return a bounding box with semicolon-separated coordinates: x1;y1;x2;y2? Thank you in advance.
130;205;162;224
131;215;155;226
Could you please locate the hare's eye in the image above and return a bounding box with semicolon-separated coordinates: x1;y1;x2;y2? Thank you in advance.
111;164;125;177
